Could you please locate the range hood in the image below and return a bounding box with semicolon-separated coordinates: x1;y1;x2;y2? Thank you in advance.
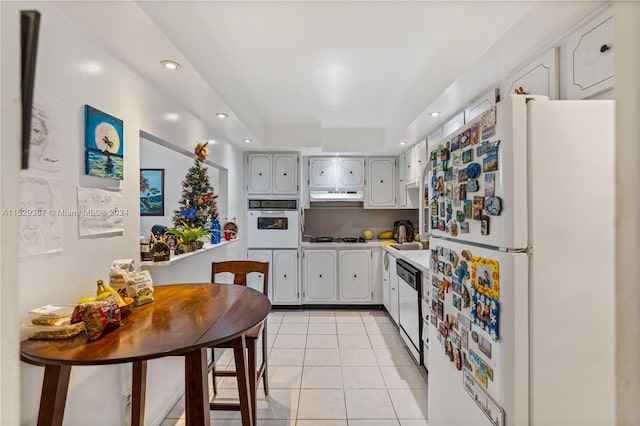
309;190;364;202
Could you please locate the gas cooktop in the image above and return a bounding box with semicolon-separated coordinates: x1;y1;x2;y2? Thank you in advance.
307;236;367;243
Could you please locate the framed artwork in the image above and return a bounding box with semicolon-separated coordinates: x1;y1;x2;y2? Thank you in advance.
471;256;500;299
140;169;164;216
84;105;124;179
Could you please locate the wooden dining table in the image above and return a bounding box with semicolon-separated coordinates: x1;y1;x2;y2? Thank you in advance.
20;283;272;426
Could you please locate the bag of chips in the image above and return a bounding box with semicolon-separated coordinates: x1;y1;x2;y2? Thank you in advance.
72;296;121;341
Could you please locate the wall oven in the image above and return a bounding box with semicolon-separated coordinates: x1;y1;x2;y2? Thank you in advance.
247;199;299;248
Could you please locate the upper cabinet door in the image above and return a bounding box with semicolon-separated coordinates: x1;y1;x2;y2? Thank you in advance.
465;89;498;122
397;153;407;206
338;158;365;188
404;147;415;185
309;157;336;188
366;157;395;208
247;153;272;193
273;154;298;194
565;7;614;100
442;111;465;138
500;49;558;100
414;140;427;178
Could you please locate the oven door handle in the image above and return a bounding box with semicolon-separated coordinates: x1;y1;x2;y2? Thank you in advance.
258;211;288;216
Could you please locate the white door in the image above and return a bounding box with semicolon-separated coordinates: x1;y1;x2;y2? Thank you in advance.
247;250;273;301
414;140;427;178
388;255;399;324
397;154;407;207
404;148;415;185
273;154;297;194
308;158;335;188
367;157;395;208
247;154;272;193
304;250;337;302
382;251;390;310
272;250;299;304
338;157;364;188
339;250;371;302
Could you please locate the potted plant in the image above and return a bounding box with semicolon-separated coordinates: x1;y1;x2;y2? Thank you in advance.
165;221;211;254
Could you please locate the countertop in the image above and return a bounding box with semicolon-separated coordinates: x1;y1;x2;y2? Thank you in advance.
384;246;430;273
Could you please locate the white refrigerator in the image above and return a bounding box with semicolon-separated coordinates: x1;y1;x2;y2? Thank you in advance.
425;95;616;426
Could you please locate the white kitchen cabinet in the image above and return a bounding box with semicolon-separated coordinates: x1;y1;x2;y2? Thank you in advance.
464;88;498;122
337;157;365;189
247;153;298;195
272;250;299;304
397;153;407;207
365;157;395;208
248;249;299;305
247;154;272;193
308;157;336;188
442;111;465;138
339;250;371;302
414;140;427;181
500;49;558;100
303;250;337;302
382;251;391;308
388;252;399;325
565;7;614;100
404;146;415;185
247;249;273;301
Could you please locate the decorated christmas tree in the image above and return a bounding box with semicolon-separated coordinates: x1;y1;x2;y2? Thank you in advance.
173;142;218;228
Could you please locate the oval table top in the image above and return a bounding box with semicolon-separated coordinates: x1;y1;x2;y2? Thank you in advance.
20;283;272;366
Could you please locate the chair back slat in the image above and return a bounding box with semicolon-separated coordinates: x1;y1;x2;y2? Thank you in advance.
211;260;269;296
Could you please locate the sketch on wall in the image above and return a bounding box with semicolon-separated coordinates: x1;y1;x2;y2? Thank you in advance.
29;97;61;172
77;186;125;236
19;176;63;257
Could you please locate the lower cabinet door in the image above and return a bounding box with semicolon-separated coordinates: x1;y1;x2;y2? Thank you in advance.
247;250;273;301
339;250;371;302
272;250;299;304
304;250;337;303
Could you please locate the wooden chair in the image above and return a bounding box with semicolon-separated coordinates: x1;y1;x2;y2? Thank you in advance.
209;260;270;423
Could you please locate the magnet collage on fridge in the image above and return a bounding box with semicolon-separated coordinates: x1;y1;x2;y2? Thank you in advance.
429;107;502;237
431;243;501;396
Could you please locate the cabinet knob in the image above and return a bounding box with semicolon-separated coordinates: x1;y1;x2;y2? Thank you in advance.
258;172;262;176
380;180;384;183
600;44;610;53
283;274;287;278
283;172;287;176
350;171;353;174
319;274;323;278
320;171;324;175
353;274;357;278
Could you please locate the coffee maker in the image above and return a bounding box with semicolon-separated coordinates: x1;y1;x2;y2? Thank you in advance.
393;220;414;243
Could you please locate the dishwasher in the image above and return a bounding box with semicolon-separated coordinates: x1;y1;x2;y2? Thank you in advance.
396;258;422;365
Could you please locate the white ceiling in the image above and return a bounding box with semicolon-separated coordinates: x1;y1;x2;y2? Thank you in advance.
56;1;605;155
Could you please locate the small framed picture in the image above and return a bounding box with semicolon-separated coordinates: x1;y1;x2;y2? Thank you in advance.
460;221;470;233
462;149;473;164
140;169;165;216
483;151;498;173
480;215;490;235
451;135;460;151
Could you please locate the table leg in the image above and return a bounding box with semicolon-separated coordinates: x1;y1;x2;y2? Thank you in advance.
131;360;147;426
37;364;71;426
184;348;211;426
232;335;253;426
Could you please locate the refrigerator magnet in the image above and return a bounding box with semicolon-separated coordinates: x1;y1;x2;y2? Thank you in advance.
437;176;444;191
479;335;492;359
480;107;496;130
462;149;474;164
454;348;463;371
447;220;458;237
431;216;439;231
460;222;470;233
476;144;486;157
452;276;462;294
466;179;479;193
453;294;462;310
430;175;438;190
450;250;459;267
463;200;472;219
485;196;502;215
462;352;473;371
439;201;445;217
461;250;472;261
444;168;453;182
444;261;453;276
438;261;445;274
471;330;479;343
458;313;472;330
451;135;460;151
463;285;471;308
461;328;469;350
430;149;437;166
431;199;439;215
471;256;501;300
483;151;498;173
438;220;446;231
459;183;467;200
471;289;500;342
445;183;453;199
484;174;495;197
438;301;445;321
456;210;465;222
466;162;481;179
456;259;470;284
446;204;453;222
472;207;483;221
470;123;480;145
460;129;471;149
451;329;461;348
481;125;495;140
452;151;463;166
452;186;461;206
480;216;490;235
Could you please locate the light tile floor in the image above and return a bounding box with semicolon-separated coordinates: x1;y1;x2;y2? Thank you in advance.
161;309;428;426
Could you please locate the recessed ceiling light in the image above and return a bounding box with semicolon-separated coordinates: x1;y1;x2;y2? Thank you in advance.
216;113;229;119
400;141;408;145
429;112;441;117
160;60;181;70
243;139;252;143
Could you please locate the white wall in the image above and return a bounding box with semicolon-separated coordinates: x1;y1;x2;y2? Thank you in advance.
139;136;222;235
0;2;245;425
